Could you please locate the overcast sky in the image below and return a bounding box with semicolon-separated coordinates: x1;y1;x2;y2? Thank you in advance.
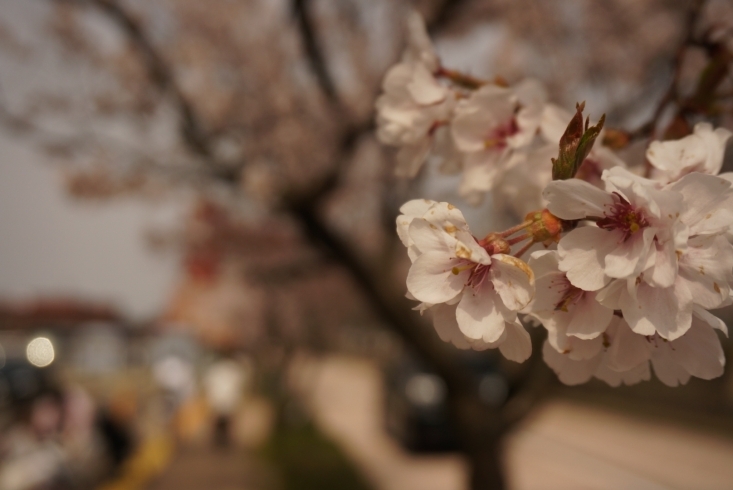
0;130;183;319
0;0;190;320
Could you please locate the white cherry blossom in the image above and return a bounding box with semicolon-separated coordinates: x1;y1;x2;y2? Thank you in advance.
375;13;455;177
396;199;469;263
544;167;686;291
542;316;651;386
402;11;440;72
383;16;732;386
647;122;732;183
528;250;614;342
667;172;733;237
544;310;726;387
451;79;546;199
596;232;733;340
494;144;554;217
398;199;535;361
432;304;532;362
596;275;693;340
495;104;625;218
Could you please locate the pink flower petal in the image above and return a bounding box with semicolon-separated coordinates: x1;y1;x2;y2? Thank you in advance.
604;227;654;279
668;317;725;380
432;304;472;349
650;346;691;387
543;341;599;385
499;321;532;363
566;293;613;340
407;63;447;105
669;173;733;236
490;254;535;311
408;218;453;255
607;318;650;372
558;227;615;291
623;280;693;340
595;360;650;387
544;179;615;220
456;288;505;342
407;252;466;304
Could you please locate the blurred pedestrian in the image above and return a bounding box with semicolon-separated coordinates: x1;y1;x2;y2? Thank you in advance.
203;358;245;448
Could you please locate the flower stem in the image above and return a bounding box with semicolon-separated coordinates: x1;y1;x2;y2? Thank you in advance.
506;234;530;246
513;240;535;259
435;67;488;90
496;220;532;238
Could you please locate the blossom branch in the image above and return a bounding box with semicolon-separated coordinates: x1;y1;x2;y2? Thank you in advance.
85;0;214;160
628;0;708;146
427;0;471;35
496;220;533;238
292;0;342;111
435;67;489;90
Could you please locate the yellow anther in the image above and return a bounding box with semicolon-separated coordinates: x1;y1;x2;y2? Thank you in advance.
451;264;474;275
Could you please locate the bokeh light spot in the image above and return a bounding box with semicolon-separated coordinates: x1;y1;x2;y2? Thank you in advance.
26;337;55;368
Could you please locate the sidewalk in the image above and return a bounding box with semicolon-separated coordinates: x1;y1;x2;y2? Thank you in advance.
291;355;733;490
147;445;271;490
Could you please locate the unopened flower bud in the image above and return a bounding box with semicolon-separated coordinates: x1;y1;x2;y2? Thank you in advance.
525;209;564;245
479;233;510;255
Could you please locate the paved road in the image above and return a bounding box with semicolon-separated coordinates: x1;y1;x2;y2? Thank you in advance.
291;355;733;490
147;445;272;490
144;355;733;490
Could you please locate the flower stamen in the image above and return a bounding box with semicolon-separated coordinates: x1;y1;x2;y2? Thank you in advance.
597;193;649;241
483;118;519;150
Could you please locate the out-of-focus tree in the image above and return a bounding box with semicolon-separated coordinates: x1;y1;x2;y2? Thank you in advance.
1;0;732;488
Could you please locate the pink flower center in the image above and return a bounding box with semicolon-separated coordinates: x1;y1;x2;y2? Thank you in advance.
597;193;648;241
484;118;519;150
451;260;491;289
554;279;584;312
450;237;503;291
466;263;491;289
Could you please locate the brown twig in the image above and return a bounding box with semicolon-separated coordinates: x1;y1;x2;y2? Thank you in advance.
427;0;471;34
292;0;341;110
86;0;214;160
501;331;554;430
629;0;707;144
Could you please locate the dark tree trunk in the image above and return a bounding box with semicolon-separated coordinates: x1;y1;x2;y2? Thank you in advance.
467;439;506;490
451;395;507;490
292;203;541;490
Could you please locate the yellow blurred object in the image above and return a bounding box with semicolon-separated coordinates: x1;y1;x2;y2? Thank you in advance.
107;389;138;424
174;396;211;444
97;433;174;490
232;395;275;448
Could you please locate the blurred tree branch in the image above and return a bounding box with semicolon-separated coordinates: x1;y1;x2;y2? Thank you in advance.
292;0;341;111
427;0;470;34
629;0;711;144
89;0;212;159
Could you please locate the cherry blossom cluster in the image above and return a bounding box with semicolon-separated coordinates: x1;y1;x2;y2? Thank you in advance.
383;13;733;387
375;12;621;211
397;199;535;362
537;125;733;386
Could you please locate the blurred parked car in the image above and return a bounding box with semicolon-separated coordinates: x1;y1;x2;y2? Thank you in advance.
384;351;510;452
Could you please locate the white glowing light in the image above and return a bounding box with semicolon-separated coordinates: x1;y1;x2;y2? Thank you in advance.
26;337;55;367
405;373;446;407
